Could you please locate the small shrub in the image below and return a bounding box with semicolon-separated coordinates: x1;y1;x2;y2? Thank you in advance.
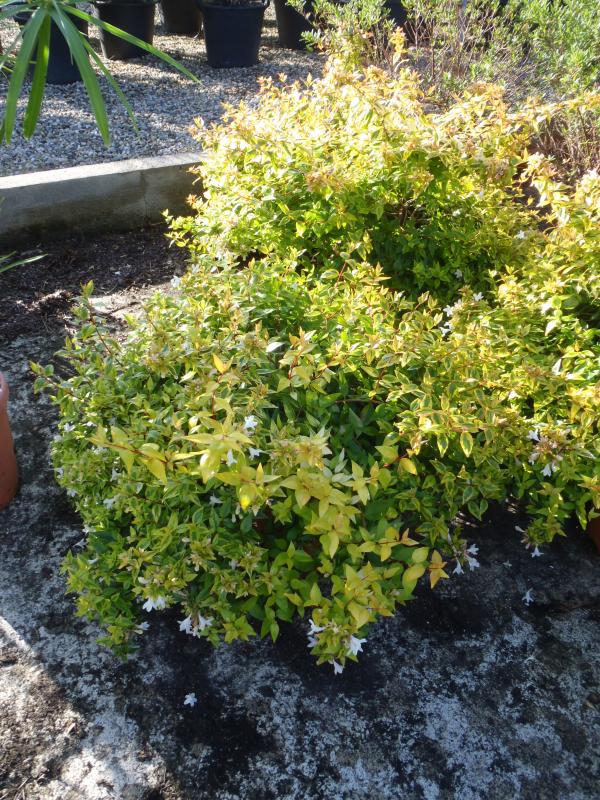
170;53;598;300
36;167;599;667
37;45;599;670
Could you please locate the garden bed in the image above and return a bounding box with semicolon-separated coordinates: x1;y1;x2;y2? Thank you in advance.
1;226;599;800
0;8;324;177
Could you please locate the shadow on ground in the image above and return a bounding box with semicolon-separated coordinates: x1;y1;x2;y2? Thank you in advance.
1;227;599;800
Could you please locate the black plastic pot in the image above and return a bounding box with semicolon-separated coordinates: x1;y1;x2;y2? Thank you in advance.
94;0;158;60
196;0;268;68
15;11;88;84
273;0;312;50
160;0;202;34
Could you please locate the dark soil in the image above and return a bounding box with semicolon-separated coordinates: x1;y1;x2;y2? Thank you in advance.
0;225;189;345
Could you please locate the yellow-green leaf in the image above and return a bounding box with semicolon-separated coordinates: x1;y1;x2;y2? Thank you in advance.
402;564;426;586
238;484;256;510
348;601;370;628
411;546;429;563
213;353;230;374
460;431;474;457
399;458;418;475
145;458;166;483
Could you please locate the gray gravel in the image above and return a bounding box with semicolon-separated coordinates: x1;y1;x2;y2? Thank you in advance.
0;7;324;177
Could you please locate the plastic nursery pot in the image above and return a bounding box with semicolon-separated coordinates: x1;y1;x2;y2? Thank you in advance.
196;0;269;68
94;0;159;60
160;0;202;35
14;11;89;84
273;0;313;50
588;516;600;555
0;373;19;511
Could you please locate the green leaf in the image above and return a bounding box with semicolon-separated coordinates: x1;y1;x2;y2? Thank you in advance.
50;5;110;144
23;14;51;139
460;431;474;458
2;8;47;142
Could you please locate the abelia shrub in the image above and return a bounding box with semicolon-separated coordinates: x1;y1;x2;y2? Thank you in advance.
169;48;598;301
35;43;599;670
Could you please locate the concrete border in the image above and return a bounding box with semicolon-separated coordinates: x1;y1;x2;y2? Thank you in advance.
0;152;201;246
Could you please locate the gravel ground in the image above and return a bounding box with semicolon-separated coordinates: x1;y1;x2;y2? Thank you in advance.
0;7;324;177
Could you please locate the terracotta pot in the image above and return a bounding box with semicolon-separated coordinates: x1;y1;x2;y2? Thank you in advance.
587;515;600;554
0;372;19;510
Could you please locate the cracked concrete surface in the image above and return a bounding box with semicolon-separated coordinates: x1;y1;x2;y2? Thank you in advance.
1;264;599;800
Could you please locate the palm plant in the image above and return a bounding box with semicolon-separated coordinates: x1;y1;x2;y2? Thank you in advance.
0;0;200;144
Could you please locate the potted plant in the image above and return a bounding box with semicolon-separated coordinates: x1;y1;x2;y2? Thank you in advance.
195;0;269;68
12;5;89;84
1;0;199;144
160;0;202;35
93;0;160;59
273;0;313;49
0;373;18;510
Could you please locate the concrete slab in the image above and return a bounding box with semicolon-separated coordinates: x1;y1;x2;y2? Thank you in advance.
0;153;201;247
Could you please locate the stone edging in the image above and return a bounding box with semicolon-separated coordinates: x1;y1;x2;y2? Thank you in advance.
0;152;201;247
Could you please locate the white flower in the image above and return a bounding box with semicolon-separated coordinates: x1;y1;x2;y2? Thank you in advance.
515;230;526;240
347;636;366;657
179;616;193;634
522;588;534;606
143;596;166;612
453;561;464;575
309;619;325;635
452;209;461;217
472;292;484;302
183;692;197;707
466;544;479;556
551;358;562;376
56;467;64;478
73;539;86;550
67;489;77;497
531;546;543;558
331;660;344;675
136;622;150;632
528;429;540;442
248;447;262;459
197;615;213;631
209;494;223;506
62;423;75;433
541;464;553;477
111;468;120;481
466;556;480;571
103;497;116;509
138;577;148;585
502;560;512;568
515;525;525;533
307;635;318;649
243;415;258;431
226;450;237;466
528;451;540;464
171;275;182;289
443;305;454;317
229;559;239;569
454;269;463;278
